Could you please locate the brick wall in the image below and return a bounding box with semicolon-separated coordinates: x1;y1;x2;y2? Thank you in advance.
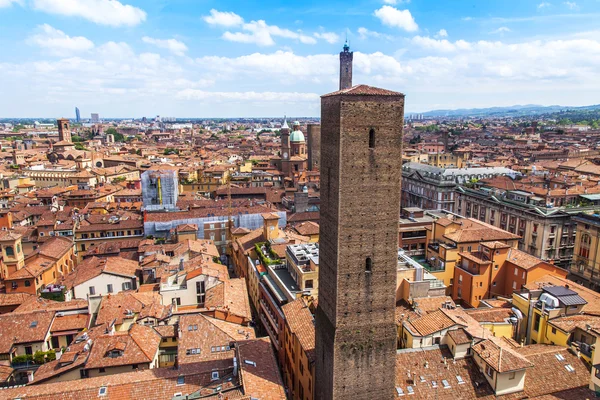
316;92;405;399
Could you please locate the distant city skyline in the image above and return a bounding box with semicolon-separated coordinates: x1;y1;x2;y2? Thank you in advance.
1;0;600;117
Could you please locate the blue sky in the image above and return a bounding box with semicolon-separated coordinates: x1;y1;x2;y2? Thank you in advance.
1;0;600;118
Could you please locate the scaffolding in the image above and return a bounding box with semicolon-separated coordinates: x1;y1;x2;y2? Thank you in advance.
141;169;179;211
144;211;287;239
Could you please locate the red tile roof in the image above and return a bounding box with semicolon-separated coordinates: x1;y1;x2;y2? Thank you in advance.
322;84;405;97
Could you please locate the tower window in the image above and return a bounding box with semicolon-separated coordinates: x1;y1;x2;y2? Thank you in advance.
366;257;372;273
369;129;375;149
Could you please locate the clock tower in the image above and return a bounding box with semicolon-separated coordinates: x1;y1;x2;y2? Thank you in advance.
281;116;291;178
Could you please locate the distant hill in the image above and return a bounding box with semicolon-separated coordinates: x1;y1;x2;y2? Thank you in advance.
415;104;600;118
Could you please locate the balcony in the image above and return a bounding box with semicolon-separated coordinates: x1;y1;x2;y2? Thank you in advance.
571;341;593;358
428;243;440;252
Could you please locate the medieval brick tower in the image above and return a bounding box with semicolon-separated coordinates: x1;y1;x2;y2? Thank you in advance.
315;47;405;400
339;41;353;90
57;118;72;143
280;117;291;177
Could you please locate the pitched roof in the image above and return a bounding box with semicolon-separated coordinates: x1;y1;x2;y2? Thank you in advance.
84;325;160;369
204;278;252;321
447;328;472;345
177;314;235;365
0;310;54;353
513;345;594;398
237;338;286;400
405;309;462;337
60;256;139;290
322;84;405;97
505;248;548;270
281;298;315;363
50;313;89;333
471;339;533;373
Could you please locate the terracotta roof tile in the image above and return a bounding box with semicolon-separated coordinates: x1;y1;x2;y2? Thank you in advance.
322;84;405;97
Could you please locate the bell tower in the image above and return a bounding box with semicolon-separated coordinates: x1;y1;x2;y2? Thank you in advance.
57;118;72;143
339;41;353;90
280;116;291;178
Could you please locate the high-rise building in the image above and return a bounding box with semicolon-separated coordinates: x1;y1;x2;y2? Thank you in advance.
339;41;353;90
91;113;100;123
75;107;81;123
57;118;71;143
315;46;405;399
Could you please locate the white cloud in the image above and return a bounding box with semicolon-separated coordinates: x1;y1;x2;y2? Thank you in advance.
314;31;339;44
357;27;394;41
436;29;448;38
490;26;511;34
411;36;471;52
5;32;600;117
537;2;551;9
223;31;274;46
27;24;94;55
142;37;188;56
374;6;418;32
202;9;244;27
223;19;316;46
32;0;146;27
206;9;335;46
0;0;22;8
564;1;579;10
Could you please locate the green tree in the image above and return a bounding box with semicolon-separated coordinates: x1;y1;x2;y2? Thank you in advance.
105;127;125;142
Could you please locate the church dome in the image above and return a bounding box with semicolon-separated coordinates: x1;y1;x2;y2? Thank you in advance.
290;129;305;143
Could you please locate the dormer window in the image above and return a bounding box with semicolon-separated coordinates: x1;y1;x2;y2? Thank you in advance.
106;350;123;358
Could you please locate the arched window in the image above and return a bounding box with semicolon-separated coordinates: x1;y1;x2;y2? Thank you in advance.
24;280;31;287
369;129;375;149
16;244;20;254
365;257;372;273
5;246;14;257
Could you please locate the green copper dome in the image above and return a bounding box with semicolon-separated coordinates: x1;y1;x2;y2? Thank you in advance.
290;129;305;142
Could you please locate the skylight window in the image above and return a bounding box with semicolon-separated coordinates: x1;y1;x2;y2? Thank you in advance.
396;387;405;396
555;353;565;361
99;386;107;396
442;380;451;389
407;386;414;395
565;364;575;372
244;360;256;367
457;375;465;385
431;381;438;388
177;376;184;385
419;376;425;383
30;321;38;328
